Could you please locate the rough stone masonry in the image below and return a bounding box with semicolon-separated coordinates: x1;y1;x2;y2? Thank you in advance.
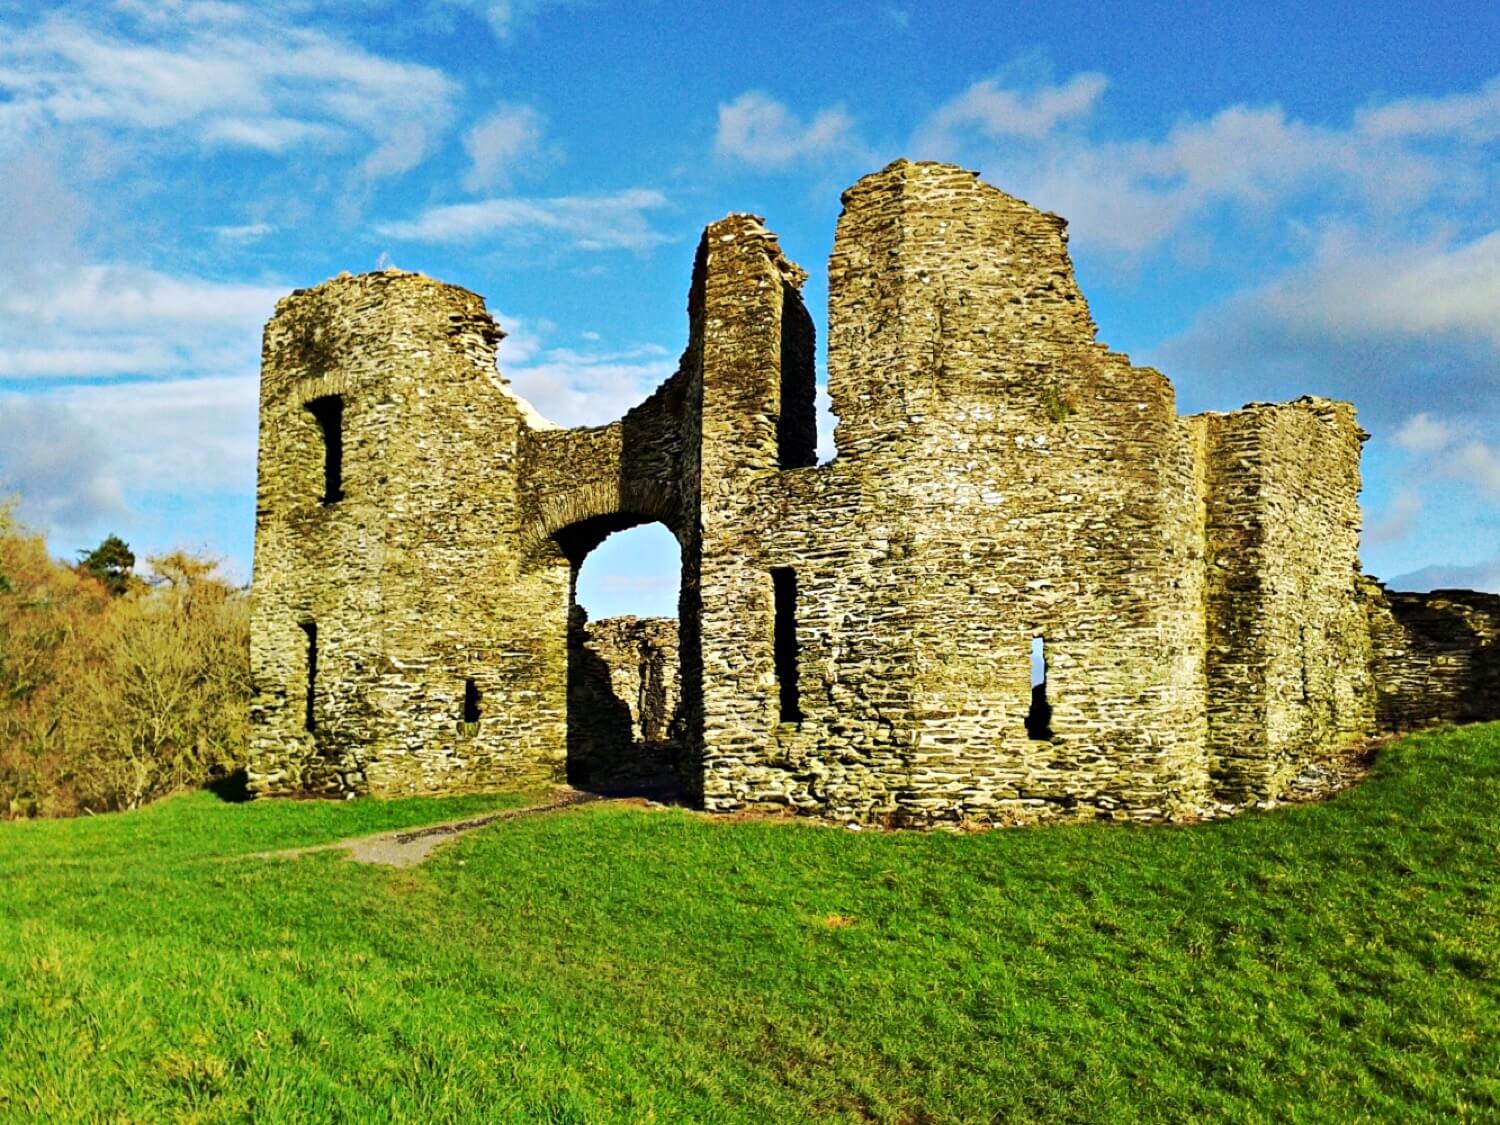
248;160;1499;824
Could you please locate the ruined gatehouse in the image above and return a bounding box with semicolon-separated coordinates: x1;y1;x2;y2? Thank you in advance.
248;160;1498;824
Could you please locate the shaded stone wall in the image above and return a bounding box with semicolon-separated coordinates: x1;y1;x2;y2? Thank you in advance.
249;159;1484;823
566;614;681;788
1363;582;1500;729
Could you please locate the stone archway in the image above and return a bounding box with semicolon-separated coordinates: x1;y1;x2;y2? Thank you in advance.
562;519;686;797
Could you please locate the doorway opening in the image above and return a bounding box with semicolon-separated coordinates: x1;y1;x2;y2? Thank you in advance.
565;521;684;798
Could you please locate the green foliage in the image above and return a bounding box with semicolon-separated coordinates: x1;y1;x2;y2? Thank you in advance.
1;724;1496;1121
77;534;136;596
2;516;249;818
1042;382;1076;424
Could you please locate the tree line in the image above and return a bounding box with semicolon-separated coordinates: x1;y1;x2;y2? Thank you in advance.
0;505;249;818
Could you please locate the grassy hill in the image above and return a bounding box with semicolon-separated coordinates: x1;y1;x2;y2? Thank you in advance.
2;725;1497;1122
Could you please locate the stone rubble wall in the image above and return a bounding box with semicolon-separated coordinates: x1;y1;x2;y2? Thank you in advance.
1363;582;1500;729
1191;400;1375;800
248;159;1491;824
697;162;1219;822
250;271;568;797
566;614;682;787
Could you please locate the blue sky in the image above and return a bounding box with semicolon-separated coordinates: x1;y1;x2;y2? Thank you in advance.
1;0;1497;617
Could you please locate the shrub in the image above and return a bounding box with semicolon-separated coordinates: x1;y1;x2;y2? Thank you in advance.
0;507;249;817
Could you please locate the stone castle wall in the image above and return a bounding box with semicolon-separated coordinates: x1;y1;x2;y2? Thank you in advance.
248;159;1492;823
1191;401;1375;800
1363;583;1500;730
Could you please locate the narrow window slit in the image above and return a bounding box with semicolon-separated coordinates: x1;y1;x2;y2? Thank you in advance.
777;283;817;469
301;621;318;733
462;677;481;724
1025;636;1053;740
306;395;344;504
772;567;802;722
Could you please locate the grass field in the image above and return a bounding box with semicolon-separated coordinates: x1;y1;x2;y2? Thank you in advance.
2;726;1497;1123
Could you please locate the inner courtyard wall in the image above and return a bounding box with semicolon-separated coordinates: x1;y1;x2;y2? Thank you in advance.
1363;583;1500;729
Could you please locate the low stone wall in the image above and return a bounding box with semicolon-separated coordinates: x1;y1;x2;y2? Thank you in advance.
1364;581;1500;730
566;614;681;789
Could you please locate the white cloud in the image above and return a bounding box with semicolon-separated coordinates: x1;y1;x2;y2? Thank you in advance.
0;146;87;280
1154;229;1500;434
441;0;573;41
909;72;1500;260
714;92;863;171
1394;413;1456;455
491;310;675;426
1355;77;1500;143
47;375;259;494
0;7;459;180
462;103;550;191
0;263;282;380
1450;440;1500;500
0;396;128;534
1248;231;1500;349
375;189;672;250
914;72;1105;149
0;374;259;561
213;221;273;241
506;350;677;427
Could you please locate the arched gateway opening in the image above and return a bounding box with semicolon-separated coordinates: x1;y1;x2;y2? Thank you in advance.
550;514;697;800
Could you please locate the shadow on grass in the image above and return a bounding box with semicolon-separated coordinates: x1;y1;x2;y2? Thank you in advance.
206;767;251;803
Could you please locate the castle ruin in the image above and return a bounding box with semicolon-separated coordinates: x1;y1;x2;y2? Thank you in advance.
248;160;1498;824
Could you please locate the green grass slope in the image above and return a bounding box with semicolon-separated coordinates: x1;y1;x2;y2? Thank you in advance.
2;726;1497;1123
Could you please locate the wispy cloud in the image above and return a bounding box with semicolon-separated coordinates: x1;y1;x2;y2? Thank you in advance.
375;189;672;250
1355;76;1500;142
714;92;865;171
0;263;282;381
212;221;274;242
909;71;1498;260
461;102;553;191
491;310;674;426
439;0;576;41
0;5;459;180
913;72;1106;148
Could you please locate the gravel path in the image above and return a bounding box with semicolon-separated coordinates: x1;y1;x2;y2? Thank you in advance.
248;789;605;868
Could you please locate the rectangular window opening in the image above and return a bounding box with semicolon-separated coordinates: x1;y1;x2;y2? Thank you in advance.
772;567;802;722
306;395;345;504
463;676;481;724
1025;636;1053;740
301;621;318;733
